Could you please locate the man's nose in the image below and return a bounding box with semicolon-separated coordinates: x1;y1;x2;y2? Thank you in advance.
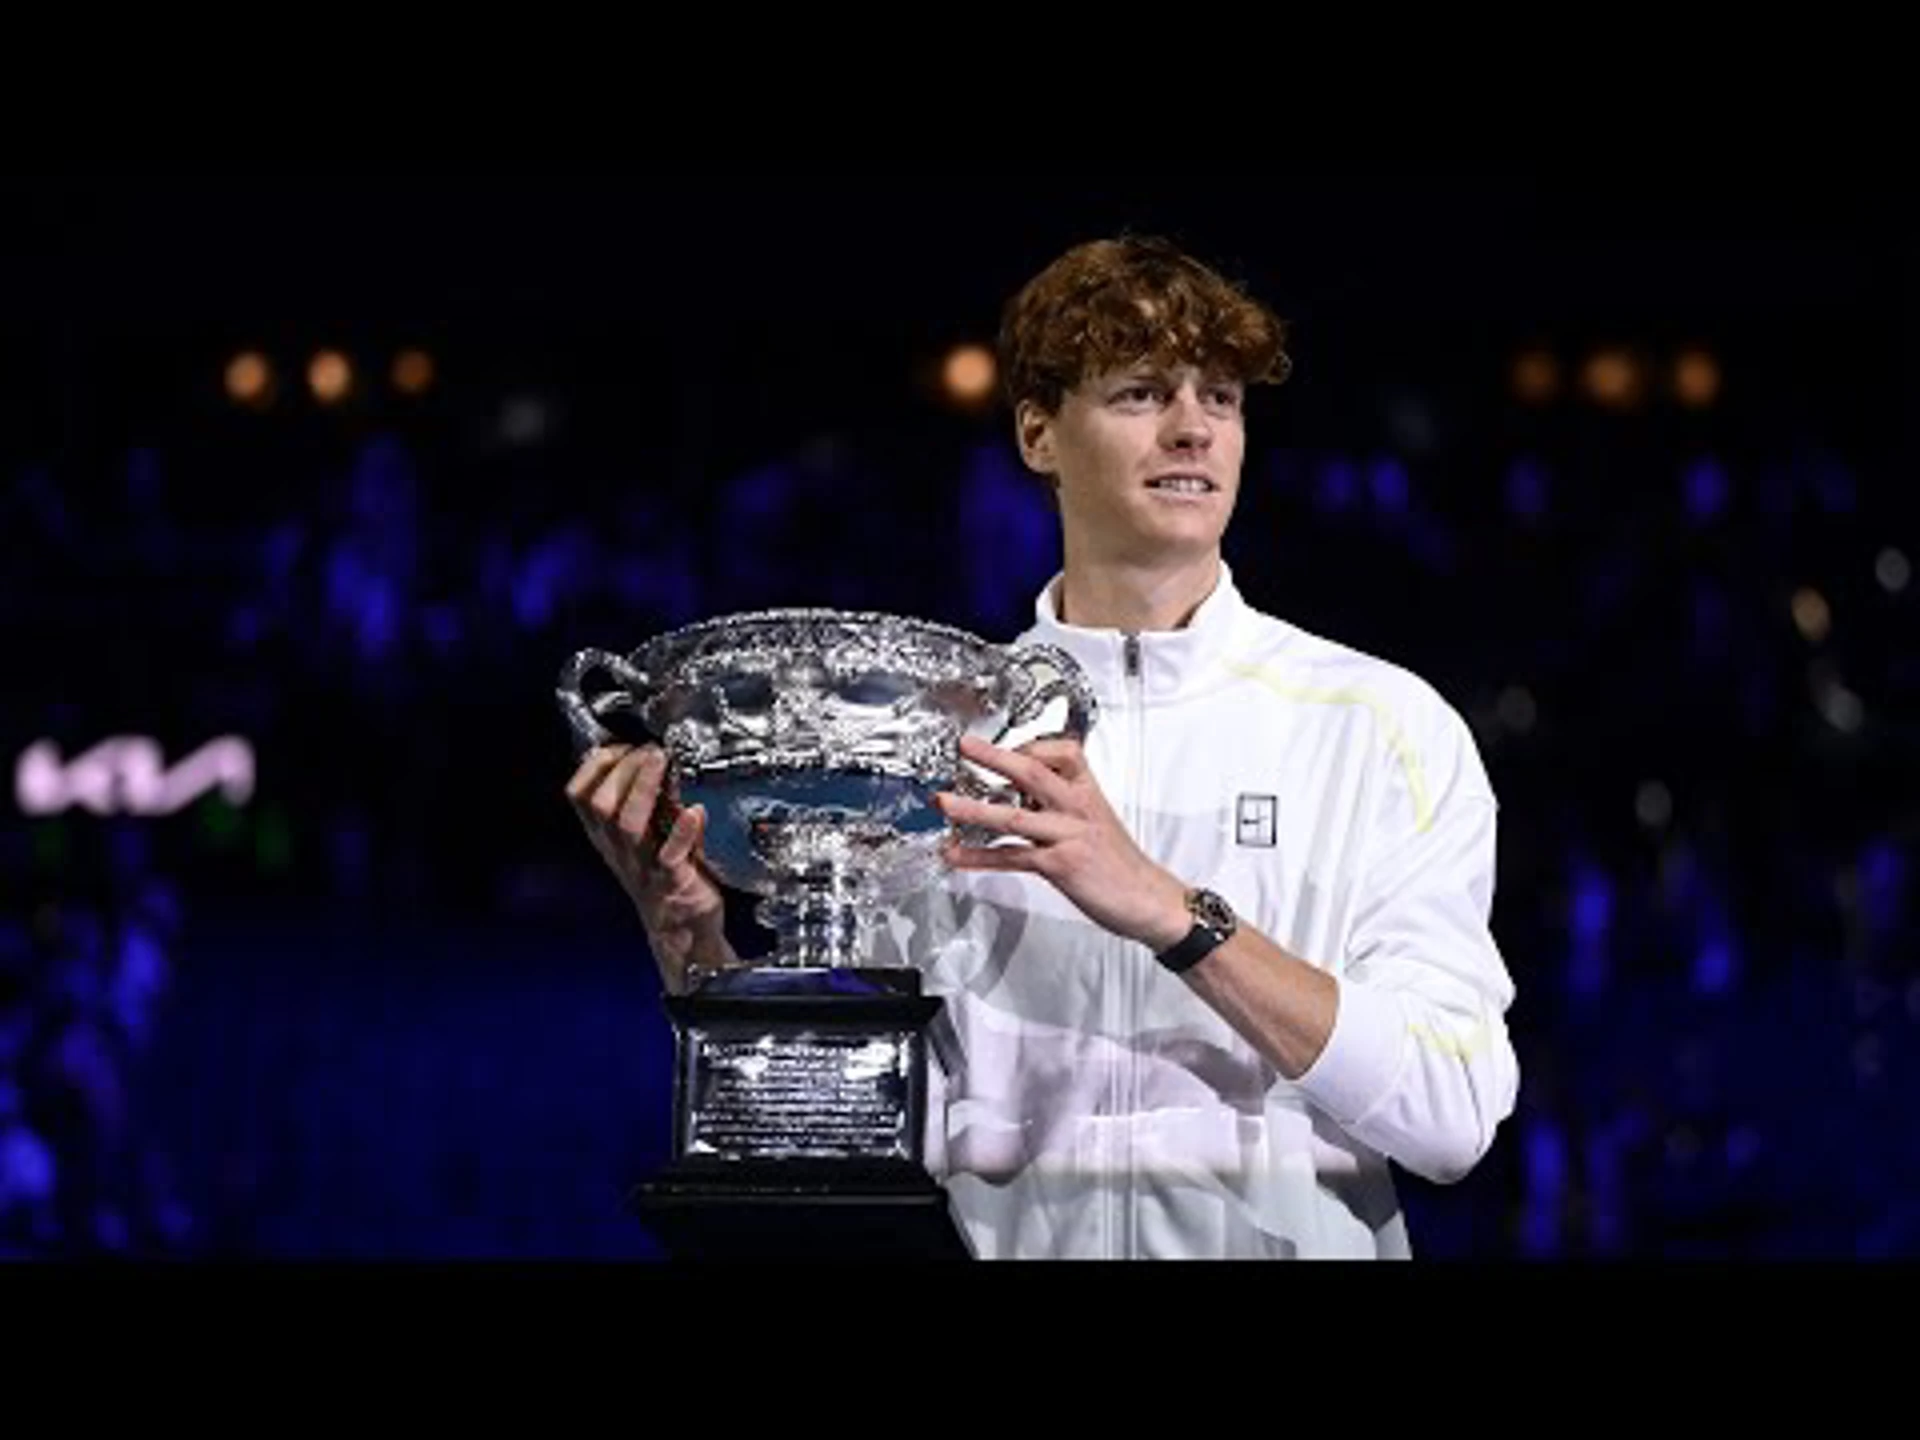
1162;389;1213;451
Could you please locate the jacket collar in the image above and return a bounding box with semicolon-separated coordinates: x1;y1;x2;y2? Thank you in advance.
1023;560;1252;706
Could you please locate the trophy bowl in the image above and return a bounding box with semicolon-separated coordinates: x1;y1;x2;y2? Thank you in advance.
556;608;1097;972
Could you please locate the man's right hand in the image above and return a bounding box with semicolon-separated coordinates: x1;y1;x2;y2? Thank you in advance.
565;743;735;990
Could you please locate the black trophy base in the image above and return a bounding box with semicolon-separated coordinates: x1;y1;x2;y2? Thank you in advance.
632;1159;974;1261
637;965;972;1260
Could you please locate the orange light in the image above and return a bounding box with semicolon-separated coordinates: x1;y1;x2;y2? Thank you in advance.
225;351;273;407
1512;350;1559;405
1791;587;1831;643
1582;349;1643;410
309;350;353;405
941;344;997;407
1673;348;1720;408
392;348;436;396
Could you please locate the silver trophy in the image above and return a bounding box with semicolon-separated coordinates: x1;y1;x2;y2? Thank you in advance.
555;608;1096;1258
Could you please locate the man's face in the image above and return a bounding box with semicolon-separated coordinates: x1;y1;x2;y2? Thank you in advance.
1018;361;1246;565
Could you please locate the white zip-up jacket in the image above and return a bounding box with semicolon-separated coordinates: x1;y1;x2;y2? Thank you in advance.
882;563;1520;1259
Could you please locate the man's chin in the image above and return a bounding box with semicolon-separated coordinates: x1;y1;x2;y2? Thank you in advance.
1112;527;1228;565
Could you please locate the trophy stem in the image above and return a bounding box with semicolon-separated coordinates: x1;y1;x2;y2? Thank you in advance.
755;866;881;968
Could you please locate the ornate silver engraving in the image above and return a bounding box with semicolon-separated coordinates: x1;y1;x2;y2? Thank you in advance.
558;609;1097;971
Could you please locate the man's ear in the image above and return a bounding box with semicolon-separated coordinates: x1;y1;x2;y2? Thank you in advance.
1015;399;1056;475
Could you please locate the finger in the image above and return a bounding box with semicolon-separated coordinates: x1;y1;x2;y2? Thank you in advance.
940;838;1048;874
566;744;632;804
655;803;705;869
614;747;673;837
936;791;1075;843
587;745;660;827
958;734;1074;808
1013;738;1087;780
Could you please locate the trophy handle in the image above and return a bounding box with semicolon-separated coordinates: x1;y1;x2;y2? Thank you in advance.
556;647;655;754
997;643;1097;745
955;643;1099;811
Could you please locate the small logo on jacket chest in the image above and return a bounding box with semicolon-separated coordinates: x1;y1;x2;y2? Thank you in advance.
1236;793;1277;847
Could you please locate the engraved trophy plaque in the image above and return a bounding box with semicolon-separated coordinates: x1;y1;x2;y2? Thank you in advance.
557;609;1096;1259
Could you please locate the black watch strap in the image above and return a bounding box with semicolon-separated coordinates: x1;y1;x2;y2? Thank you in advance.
1154;888;1237;974
1155;923;1228;974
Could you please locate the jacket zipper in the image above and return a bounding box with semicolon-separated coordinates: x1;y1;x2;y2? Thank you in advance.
1121;632;1144;1258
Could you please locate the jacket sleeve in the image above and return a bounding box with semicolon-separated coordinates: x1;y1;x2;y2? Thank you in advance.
1290;696;1520;1183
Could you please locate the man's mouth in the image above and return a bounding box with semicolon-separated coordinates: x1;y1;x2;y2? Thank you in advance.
1146;475;1217;494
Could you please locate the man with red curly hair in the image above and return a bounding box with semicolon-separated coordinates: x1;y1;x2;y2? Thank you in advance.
570;235;1519;1259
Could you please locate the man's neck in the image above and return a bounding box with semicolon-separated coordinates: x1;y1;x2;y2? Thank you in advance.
1055;549;1223;633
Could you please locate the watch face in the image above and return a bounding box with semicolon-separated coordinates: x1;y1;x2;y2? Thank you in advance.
1190;888;1237;937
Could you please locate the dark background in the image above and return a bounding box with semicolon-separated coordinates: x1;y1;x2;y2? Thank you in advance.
0;173;1912;1259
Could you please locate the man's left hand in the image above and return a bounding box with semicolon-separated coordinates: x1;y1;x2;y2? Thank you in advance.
935;734;1190;952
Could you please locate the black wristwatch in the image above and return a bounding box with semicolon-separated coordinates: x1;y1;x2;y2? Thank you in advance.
1154;887;1238;974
